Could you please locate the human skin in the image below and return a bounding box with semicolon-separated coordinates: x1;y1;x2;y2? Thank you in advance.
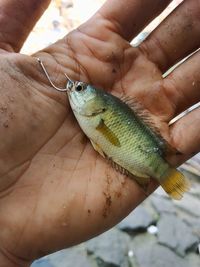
0;0;200;266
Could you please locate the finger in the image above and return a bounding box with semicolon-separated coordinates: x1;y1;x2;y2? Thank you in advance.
141;0;200;72
163;50;200;119
0;0;50;52
169;107;200;166
97;0;172;41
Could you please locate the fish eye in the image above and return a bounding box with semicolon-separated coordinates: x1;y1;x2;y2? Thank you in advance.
75;83;85;92
76;85;83;91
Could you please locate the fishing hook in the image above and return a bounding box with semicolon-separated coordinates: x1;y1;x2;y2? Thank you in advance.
37;58;74;92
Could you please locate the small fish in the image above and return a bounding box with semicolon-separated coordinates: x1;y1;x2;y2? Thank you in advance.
38;59;190;200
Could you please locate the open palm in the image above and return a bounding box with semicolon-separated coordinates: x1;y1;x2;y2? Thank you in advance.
0;0;200;265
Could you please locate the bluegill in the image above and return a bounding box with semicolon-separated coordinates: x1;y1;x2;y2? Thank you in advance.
38;59;190;200
67;80;190;200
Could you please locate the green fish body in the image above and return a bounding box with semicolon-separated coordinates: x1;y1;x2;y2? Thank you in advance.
67;81;190;200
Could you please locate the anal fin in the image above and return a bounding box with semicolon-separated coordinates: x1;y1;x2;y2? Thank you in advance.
108;157;150;191
89;137;151;193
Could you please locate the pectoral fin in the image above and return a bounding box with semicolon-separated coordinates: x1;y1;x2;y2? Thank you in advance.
96;119;121;147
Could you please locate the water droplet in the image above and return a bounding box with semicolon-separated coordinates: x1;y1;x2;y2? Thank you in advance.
198;243;200;254
127;121;131;125
147;225;158;235
128;250;134;257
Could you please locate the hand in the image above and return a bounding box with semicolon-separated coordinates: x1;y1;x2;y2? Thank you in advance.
0;0;199;266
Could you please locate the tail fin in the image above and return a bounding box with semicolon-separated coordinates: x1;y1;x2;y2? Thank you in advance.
160;168;190;200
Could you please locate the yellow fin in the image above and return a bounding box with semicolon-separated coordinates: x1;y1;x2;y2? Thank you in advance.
96;119;121;147
160;169;190;200
90;140;106;158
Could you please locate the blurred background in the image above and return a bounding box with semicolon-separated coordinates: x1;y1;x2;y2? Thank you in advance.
29;1;200;266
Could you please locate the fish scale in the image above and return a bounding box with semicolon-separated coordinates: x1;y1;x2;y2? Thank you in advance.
67;83;190;200
37;57;190;201
95;95;169;179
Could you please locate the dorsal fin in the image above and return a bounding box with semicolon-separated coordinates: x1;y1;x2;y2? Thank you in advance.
120;95;160;131
120;95;180;157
